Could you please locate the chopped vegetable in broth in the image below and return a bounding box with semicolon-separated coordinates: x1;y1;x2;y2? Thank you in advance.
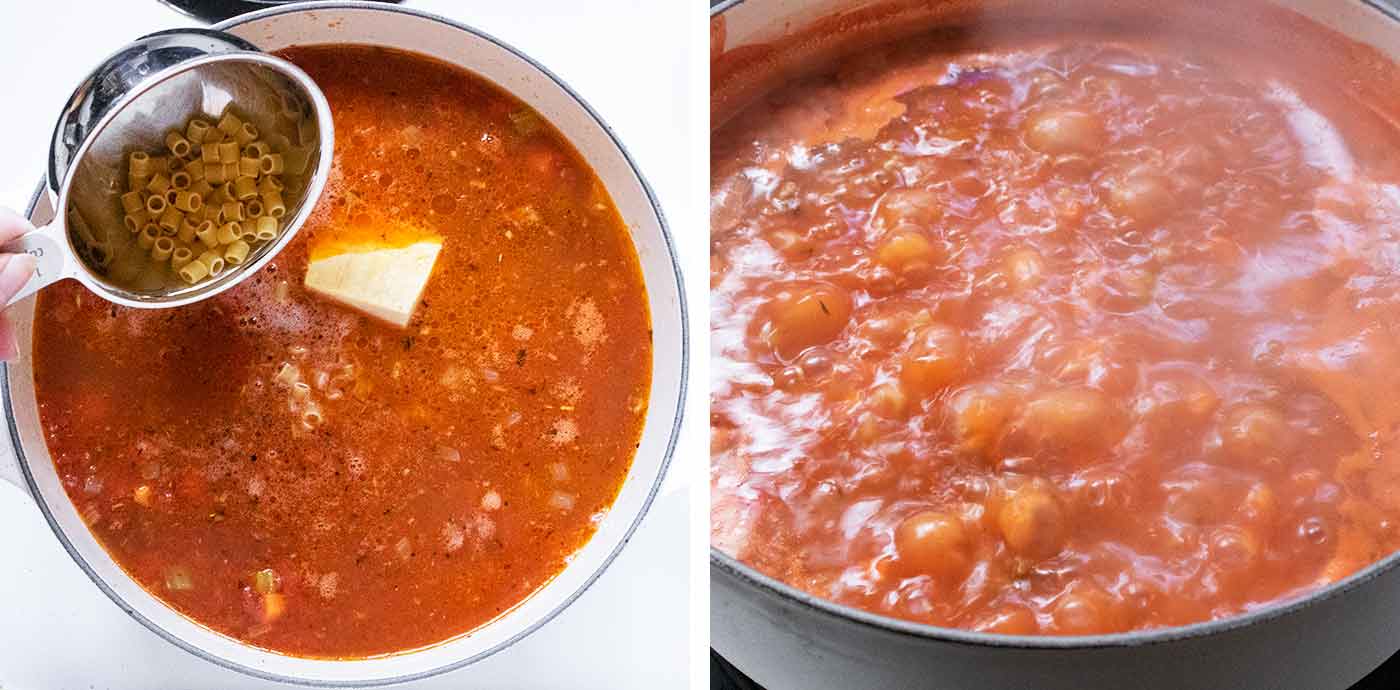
35;45;651;657
712;12;1400;635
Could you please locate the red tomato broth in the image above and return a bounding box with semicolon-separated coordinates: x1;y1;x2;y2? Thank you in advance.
711;14;1400;635
35;45;651;657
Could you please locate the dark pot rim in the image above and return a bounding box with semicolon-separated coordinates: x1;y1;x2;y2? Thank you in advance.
709;0;1400;652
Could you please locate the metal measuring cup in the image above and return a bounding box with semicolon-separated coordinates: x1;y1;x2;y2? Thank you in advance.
4;28;333;308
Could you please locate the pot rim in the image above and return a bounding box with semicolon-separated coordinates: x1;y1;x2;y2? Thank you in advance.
6;1;688;685
708;0;1400;653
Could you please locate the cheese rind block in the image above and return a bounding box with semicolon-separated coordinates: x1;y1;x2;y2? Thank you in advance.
304;240;443;327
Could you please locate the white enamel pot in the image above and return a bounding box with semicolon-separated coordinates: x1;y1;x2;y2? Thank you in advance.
710;1;1400;689
1;2;686;685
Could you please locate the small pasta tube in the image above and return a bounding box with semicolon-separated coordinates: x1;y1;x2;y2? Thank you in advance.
217;221;242;245
244;199;265;218
138;224;159;250
261;191;286;219
253;215;279;241
222;201;245;223
259;153;285;176
216;109;243;137
128;174;150;191
224;240;251;266
257;175;284;194
185;159;206;182
201;203;223;224
171;247;194;271
120;191;145;214
235;122;260;146
168;156;186;172
186;119;212;144
197;250;226;277
144;193;167;214
177;217;200;244
129;151;153;177
232;176;258;201
146;173;172;195
123;211;148;234
157;206;185;234
202;124;224;144
206;161;227;184
244;141;270;159
223;162;240;182
217;141;240;163
165;188;180;206
195;221;220;249
238;157;261;179
151;237;175;263
165;131;192;158
170;171;191;190
178;259;210;284
190;179;214;198
202;144;222;164
150;156;171;174
173;190;203;213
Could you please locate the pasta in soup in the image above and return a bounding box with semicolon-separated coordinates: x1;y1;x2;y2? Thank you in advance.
712;6;1400;635
35;45;651;657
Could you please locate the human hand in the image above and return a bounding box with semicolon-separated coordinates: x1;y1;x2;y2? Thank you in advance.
0;208;39;361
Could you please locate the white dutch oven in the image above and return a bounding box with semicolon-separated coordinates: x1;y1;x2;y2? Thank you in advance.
0;2;686;685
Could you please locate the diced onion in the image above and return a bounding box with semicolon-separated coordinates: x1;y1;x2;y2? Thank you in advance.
549;491;576;512
165;566;195;591
548;462;570;482
481;490;502;511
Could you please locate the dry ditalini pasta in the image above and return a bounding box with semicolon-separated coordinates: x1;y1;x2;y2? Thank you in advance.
118;106;297;287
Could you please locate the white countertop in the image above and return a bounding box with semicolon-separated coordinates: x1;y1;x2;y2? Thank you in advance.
0;1;702;688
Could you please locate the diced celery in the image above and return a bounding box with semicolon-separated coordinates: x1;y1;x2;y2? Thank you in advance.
253;568;279;595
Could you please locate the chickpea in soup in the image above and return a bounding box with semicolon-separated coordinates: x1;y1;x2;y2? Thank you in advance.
711;24;1400;634
35;45;651;657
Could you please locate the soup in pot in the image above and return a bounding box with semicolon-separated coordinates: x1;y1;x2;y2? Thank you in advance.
712;10;1400;634
35;45;651;657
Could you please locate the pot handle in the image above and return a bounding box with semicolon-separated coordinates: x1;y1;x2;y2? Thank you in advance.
1;220;69;307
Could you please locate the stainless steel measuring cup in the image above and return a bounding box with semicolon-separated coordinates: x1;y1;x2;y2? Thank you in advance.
4;28;333;308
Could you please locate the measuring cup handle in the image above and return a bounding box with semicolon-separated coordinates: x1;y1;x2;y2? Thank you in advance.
1;220;67;307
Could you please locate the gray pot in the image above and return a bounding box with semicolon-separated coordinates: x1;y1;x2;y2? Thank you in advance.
710;1;1400;688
